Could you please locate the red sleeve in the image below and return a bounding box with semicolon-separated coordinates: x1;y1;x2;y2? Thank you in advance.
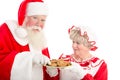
0;51;17;80
0;23;16;80
82;61;108;80
0;23;29;80
94;61;108;80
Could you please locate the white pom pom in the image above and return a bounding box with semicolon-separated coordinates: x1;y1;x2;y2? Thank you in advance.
15;27;28;38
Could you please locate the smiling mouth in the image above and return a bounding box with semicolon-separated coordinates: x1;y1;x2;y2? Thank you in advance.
32;27;41;32
33;28;40;32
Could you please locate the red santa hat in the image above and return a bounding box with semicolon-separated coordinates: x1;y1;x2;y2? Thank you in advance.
18;0;48;26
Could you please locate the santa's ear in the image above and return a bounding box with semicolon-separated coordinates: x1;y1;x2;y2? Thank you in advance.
15;27;28;38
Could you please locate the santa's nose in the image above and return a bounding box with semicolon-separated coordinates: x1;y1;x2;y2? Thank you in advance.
36;22;44;29
39;25;44;29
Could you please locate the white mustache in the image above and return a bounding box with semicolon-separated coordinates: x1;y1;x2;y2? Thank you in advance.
27;26;42;31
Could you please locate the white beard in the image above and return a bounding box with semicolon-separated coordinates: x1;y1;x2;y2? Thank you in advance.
26;26;47;50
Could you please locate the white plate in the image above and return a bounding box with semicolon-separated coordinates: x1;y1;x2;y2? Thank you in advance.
45;63;72;69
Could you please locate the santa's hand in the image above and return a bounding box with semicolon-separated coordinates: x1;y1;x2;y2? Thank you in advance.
63;62;87;79
33;53;51;65
46;67;58;77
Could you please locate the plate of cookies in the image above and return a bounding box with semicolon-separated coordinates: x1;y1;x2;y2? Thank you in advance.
46;59;72;69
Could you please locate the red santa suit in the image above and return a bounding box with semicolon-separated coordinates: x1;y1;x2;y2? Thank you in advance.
0;20;50;80
0;0;59;80
59;54;108;80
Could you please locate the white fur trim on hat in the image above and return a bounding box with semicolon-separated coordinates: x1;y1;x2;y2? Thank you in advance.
26;2;48;16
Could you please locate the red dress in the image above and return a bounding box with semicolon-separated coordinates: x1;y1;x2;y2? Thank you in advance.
59;54;108;80
0;21;59;80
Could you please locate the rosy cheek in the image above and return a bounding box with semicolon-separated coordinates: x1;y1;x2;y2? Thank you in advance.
27;21;36;26
40;25;44;29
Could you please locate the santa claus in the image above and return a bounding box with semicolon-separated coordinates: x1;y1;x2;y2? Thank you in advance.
0;0;59;80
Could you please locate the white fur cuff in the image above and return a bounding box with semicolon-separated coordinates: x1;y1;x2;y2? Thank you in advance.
46;68;58;77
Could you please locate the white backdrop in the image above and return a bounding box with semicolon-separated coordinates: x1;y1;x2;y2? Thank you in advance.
0;0;120;79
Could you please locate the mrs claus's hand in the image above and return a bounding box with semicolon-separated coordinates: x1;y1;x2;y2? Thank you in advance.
64;62;87;79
